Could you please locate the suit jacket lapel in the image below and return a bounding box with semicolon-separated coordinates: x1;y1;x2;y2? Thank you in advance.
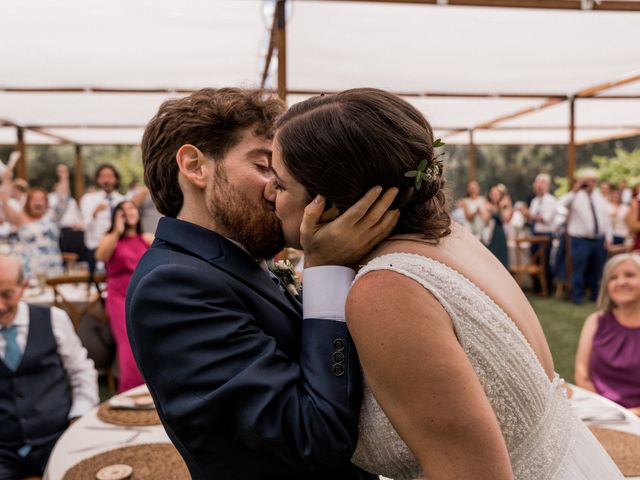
155;218;301;318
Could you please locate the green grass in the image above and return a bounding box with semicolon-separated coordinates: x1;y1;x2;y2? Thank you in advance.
528;295;596;384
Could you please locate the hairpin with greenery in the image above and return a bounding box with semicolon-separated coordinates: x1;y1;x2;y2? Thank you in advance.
404;138;445;191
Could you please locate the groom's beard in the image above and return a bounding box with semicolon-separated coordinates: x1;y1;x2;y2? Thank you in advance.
207;169;285;261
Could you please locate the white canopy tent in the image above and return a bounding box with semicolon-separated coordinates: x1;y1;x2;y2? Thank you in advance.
1;0;639;184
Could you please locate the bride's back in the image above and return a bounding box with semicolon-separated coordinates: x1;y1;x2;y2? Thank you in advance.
366;222;556;380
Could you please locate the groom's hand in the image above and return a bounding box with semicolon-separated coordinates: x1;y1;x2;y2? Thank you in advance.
301;186;399;268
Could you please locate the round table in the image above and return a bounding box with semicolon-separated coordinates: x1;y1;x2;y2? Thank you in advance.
43;385;169;480
44;384;640;479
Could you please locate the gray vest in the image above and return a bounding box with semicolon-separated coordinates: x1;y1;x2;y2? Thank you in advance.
0;304;71;449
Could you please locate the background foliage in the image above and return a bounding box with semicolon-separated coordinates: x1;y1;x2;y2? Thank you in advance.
444;135;640;203
1;135;639;202
0;145;143;197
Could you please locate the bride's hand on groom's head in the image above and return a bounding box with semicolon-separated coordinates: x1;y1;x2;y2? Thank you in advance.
301;186;400;269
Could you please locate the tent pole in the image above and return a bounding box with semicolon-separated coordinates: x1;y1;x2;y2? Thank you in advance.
74;145;85;199
468;130;476;182
276;0;287;101
568;97;576;187
15;127;27;180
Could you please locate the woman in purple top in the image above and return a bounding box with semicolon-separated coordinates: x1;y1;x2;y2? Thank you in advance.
96;200;153;392
575;253;640;415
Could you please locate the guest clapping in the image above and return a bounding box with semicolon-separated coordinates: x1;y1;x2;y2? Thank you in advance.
575;253;640;415
0;157;64;280
96;201;152;392
48;164;86;262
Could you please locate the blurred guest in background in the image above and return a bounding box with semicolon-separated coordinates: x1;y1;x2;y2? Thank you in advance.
575;253;640;415
482;183;512;268
526;173;558;293
626;187;640;252
1;165;64;281
0;254;98;479
460;180;487;240
558;169;611;304
48;164;87;265
8;178;28;213
619;179;633;205
96;201;152;392
80;164;124;275
130;186;162;234
607;188;630;256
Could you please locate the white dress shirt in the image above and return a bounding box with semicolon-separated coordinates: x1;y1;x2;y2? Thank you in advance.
80;190;125;249
529;193;558;234
48;192;84;228
559;189;612;241
611;203;630;239
0;302;99;419
229;234;354;323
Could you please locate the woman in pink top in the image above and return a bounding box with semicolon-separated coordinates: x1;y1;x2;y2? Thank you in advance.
96;200;153;392
575;253;640;414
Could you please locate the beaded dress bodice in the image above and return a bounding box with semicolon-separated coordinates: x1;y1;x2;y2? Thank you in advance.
351;253;576;480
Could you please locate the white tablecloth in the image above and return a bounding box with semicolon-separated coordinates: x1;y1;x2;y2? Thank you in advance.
22;283;96;306
43;385;169;480
44;384;640;480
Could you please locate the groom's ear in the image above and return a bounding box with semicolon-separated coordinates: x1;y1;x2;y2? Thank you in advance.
176;144;208;190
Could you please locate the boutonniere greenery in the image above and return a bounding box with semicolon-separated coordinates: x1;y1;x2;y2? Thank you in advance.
269;259;301;297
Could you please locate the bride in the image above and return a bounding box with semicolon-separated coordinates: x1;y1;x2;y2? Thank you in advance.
268;88;624;480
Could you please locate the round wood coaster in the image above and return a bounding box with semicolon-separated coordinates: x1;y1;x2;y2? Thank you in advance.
63;443;189;480
95;463;133;480
97;394;161;426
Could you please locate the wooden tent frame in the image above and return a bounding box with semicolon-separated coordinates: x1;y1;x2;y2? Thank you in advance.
2;0;640;192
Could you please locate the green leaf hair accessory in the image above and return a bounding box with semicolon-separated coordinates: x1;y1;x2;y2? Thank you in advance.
404;138;445;190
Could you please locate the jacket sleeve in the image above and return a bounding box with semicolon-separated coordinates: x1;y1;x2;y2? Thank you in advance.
126;262;362;471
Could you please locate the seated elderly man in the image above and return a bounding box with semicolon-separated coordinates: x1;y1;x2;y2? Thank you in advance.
0;255;98;479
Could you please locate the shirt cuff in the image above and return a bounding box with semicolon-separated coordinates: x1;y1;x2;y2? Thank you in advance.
68;397;96;419
302;266;355;322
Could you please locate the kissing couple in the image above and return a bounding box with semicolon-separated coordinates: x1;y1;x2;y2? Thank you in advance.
127;87;623;480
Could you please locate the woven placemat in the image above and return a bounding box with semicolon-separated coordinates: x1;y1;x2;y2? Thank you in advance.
97;394;160;426
589;426;640;476
62;443;189;480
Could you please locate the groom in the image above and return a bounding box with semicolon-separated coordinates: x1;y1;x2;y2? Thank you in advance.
126;88;397;480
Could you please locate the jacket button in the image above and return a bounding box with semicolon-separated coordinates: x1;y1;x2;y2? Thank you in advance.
332;364;345;376
332;351;345;363
333;339;345;351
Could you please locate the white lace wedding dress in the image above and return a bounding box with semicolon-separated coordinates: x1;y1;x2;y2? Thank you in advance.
351;253;624;480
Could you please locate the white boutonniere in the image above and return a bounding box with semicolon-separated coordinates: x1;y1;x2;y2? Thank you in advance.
269;259;301;297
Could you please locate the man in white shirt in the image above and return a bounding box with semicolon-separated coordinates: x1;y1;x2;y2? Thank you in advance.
526;173;558;293
79;164;124;274
0;254;98;479
558;169;612;304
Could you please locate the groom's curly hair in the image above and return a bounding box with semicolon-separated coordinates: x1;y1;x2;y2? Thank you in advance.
142;88;285;218
275;88;451;243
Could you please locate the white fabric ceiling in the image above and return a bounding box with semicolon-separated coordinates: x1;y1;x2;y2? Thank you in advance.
0;0;639;145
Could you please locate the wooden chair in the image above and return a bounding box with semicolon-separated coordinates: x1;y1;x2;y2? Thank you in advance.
45;272;105;328
45;272;117;394
509;235;550;296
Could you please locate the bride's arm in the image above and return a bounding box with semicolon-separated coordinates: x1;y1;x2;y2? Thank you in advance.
346;270;514;480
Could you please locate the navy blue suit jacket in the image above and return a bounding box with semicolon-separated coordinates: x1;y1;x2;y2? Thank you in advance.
126;218;373;480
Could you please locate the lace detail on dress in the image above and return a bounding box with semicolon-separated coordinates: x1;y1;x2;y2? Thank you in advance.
351;253;576;480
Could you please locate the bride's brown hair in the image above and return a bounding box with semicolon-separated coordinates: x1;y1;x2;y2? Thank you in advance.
275;88;451;242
